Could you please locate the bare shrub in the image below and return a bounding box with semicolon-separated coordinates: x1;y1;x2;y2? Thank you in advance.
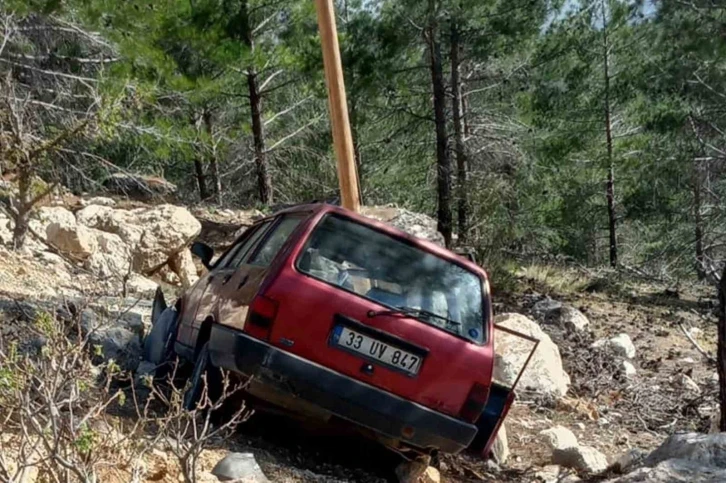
0;303;251;483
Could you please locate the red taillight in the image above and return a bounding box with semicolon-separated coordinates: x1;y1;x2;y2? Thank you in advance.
245;295;278;340
460;383;490;423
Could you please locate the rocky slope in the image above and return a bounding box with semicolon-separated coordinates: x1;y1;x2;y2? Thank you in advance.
0;191;724;483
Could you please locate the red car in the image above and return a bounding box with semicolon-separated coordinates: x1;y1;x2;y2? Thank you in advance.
144;203;528;459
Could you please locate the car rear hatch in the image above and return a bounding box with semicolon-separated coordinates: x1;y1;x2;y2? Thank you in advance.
259;212;495;421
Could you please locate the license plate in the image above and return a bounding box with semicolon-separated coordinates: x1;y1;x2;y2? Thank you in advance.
332;326;422;375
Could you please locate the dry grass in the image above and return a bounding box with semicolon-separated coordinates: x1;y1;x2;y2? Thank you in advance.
515;264;594;294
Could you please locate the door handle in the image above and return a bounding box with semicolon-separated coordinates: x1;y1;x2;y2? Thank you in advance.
237;275;249;290
221;274;232;285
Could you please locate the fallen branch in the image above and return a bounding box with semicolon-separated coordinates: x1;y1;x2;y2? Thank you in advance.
679;321;715;363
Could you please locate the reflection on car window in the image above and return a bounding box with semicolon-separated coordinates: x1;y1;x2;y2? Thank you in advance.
249;216;302;267
296;214;485;343
226;221;272;268
214;225;260;269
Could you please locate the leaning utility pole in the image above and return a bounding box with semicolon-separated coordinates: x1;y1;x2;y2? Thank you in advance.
314;0;361;212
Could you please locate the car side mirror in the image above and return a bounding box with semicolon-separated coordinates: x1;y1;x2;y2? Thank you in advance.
190;242;214;269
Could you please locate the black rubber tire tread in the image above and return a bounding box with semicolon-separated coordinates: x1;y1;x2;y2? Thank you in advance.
142;307;177;365
182;342;221;411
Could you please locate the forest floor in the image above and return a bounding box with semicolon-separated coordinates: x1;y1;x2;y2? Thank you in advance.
0;205;719;482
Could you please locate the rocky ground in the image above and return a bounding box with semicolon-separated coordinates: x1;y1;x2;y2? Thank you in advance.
0;188;724;483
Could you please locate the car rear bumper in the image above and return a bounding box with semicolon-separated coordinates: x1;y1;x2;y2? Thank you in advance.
209;325;477;453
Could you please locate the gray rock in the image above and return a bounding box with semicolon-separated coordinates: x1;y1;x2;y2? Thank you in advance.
674;374;701;396
612;449;647;474
211;453;269;482
645;433;726;468
558;306;590;332
622;360;637;378
532;298;563;319
88;326;142;371
609;458;726;482
610;333;636;359
540;426;579;451
553;446;609;474
593;333;636;359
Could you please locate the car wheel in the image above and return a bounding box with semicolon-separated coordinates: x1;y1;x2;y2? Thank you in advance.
183;341;220;411
142;307;178;367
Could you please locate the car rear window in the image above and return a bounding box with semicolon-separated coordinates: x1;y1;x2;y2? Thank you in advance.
296;214;486;343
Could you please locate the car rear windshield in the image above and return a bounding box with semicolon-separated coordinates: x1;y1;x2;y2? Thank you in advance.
296;214;486;343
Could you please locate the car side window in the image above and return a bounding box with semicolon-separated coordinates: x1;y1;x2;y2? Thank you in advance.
226;220;273;269
213;225;261;269
249;216;303;267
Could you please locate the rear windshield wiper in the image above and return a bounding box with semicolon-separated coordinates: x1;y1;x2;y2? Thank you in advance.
368;306;461;326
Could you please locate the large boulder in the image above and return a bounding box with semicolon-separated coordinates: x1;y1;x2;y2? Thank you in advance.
76;205;143;246
84;231;131;278
645;433;726;468
132;204;201;272
46;221;98;259
125;274;158;297
76;204;201;275
609;458;726;483
168;249;198;287
30;206;76;240
494;313;571;399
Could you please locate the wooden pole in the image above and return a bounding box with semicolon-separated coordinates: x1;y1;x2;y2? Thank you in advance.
314;0;361;212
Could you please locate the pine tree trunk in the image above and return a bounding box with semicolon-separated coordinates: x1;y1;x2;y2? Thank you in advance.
694;157;705;279
194;159;209;201
235;0;272;205
12;166;31;249
350;99;363;197
203;109;222;204
450;20;467;244
602;5;617;267
428;1;452;247
248;69;272;205
718;264;726;431
192;111;210;201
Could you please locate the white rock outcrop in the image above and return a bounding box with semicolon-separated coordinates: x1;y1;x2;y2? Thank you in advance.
75;203;201;279
494;313;570;399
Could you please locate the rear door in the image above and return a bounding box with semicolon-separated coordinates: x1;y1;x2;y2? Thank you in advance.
215;214;305;331
177;221;272;353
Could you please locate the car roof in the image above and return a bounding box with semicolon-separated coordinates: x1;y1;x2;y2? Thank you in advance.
266;203;488;280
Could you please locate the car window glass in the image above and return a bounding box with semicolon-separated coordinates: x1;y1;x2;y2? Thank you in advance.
249;216;303;267
225;221;273;269
214;225;260;269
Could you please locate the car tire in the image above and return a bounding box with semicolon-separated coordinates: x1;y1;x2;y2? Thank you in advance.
142;307;178;367
183;341;221;411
